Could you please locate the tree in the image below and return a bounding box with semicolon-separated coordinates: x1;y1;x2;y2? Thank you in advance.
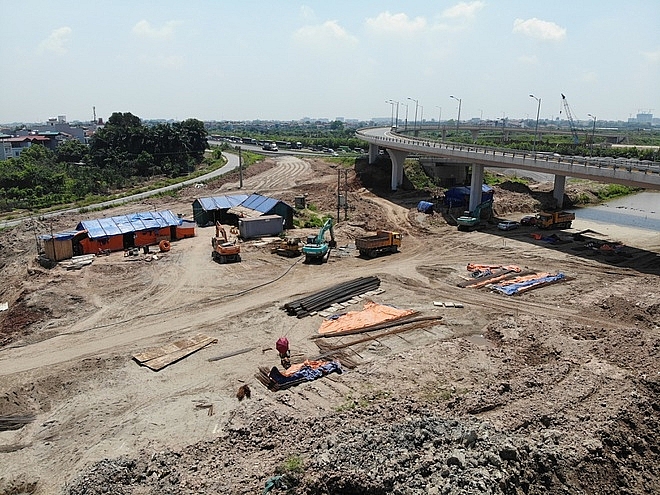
56;140;89;164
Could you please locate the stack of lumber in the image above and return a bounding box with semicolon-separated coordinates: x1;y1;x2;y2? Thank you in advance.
133;333;217;371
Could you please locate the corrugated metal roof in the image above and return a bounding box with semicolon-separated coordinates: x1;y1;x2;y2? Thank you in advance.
76;210;181;239
38;230;82;241
240;193;279;213
196;194;249;211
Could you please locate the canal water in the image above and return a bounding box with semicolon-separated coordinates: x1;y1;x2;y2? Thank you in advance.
569;191;660;232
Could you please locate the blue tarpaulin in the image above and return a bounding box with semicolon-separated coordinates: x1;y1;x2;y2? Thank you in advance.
444;184;493;208
268;361;343;386
76;210;181;239
417;201;435;214
493;273;566;296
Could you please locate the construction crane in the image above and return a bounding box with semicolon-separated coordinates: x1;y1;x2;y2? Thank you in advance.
560;93;579;144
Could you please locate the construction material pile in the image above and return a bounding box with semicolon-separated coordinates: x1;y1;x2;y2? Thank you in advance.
283;276;380;318
460;264;568;295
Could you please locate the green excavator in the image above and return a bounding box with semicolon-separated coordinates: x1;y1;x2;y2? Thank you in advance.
301;218;337;263
456;199;493;231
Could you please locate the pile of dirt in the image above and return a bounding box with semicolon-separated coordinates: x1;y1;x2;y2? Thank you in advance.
1;153;659;495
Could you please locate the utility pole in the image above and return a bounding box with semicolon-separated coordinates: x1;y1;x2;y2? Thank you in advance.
588;114;597;157
344;169;349;221
238;146;243;188
336;170;341;223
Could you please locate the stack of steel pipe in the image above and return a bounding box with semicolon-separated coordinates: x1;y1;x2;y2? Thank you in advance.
284;276;380;318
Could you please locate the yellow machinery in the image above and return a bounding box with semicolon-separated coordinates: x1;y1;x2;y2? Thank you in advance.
271;237;302;257
212;222;241;263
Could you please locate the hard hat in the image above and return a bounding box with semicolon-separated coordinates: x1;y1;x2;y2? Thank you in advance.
276;337;289;354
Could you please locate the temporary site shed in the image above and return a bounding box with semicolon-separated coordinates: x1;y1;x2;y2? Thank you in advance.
38;230;88;261
192;194;248;227
238;215;284;239
75;210;184;254
229;193;294;229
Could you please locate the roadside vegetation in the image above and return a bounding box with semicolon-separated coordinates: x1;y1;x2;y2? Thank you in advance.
2;116;656;218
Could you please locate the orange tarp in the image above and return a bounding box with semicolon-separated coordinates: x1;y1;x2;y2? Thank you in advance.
318;300;416;336
466;263;521;273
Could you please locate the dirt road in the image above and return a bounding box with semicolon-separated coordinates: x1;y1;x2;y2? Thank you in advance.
0;155;658;494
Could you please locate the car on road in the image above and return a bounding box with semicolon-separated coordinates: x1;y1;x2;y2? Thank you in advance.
262;142;278;152
520;215;537;226
497;220;519;231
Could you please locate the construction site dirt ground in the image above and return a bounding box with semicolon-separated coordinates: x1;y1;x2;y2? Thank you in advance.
0;155;658;494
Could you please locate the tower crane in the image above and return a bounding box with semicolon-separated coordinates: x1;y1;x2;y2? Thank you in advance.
560;93;579;144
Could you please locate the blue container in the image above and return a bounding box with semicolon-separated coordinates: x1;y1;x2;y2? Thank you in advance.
417;201;435;214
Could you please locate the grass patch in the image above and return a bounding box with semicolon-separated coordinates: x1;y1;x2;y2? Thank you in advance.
596;184;638;200
277;455;304;474
484;171;529;186
420;383;468;403
404;159;436;190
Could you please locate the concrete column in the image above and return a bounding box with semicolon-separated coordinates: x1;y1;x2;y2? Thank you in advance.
468;164;485;212
386;149;408;191
553;174;566;208
470;129;479;142
368;143;379;164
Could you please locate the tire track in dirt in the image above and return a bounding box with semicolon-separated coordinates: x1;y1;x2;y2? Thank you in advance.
219;156;311;193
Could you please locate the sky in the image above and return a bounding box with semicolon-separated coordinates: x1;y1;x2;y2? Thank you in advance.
2;1;659;125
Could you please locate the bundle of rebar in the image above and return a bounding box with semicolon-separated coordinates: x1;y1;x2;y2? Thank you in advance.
283;276;380;318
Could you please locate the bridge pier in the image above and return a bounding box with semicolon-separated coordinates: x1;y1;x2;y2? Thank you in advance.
468;164;485;212
553;174;566;208
386;149;408;190
368;143;379;164
470;129;479;142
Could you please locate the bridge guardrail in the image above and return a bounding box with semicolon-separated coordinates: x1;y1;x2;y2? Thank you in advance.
355;128;659;176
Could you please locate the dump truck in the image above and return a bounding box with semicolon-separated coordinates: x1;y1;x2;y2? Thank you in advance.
536;211;575;229
211;222;241;263
356;230;402;258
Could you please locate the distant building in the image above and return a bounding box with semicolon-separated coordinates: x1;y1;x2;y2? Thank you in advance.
29;116;86;143
636;113;653;124
0;135;54;158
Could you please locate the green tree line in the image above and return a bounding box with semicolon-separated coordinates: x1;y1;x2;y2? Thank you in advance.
0;112;208;211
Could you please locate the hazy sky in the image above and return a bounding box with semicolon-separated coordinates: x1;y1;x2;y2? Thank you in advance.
2;1;659;124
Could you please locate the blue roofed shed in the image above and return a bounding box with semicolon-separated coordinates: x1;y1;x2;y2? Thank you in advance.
192;194;249;226
228;193;294;229
76;210;181;239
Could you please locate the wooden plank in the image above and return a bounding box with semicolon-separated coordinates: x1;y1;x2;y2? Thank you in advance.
140;336;218;371
133;333;215;365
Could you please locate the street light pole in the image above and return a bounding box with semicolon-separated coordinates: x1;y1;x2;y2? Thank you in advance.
450;95;461;132
407;97;419;131
420;105;424;129
588;113;597;157
393;100;399;128
402;103;409;131
529;94;541;152
436;106;442;130
386;100;395;128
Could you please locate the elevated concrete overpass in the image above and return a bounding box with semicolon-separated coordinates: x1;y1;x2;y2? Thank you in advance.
356;127;660;211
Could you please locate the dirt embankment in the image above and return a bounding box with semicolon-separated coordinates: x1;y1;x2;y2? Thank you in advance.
0;155;658;495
